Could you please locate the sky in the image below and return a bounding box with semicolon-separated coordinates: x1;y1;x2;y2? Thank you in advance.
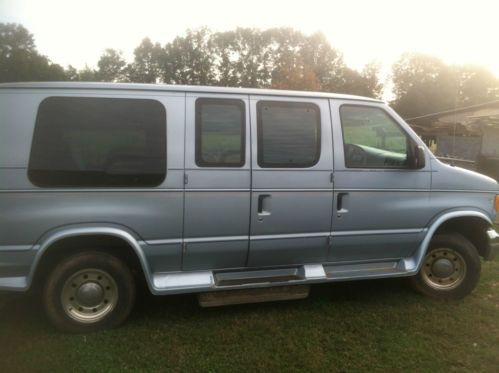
1;0;498;93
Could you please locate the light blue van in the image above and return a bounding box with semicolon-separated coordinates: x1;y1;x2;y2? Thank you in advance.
1;82;498;332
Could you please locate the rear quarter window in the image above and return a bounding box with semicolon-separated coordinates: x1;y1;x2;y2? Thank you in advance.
28;96;166;187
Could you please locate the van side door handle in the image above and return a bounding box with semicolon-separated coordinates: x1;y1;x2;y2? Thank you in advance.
337;192;349;214
258;194;272;217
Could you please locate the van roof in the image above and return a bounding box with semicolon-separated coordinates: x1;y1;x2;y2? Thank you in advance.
0;82;383;103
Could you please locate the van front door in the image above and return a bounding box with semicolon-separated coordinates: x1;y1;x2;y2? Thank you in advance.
329;101;431;262
247;97;334;267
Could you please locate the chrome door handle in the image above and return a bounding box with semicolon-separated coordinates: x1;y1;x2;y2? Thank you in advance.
337;192;349;214
258;194;271;217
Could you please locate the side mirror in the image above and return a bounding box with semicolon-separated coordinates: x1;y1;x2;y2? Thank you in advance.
412;145;426;169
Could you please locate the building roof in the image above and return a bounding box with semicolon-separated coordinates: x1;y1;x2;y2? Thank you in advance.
405;100;499;124
0;81;382;103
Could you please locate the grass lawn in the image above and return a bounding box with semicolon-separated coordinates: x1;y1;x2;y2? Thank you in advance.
1;257;498;372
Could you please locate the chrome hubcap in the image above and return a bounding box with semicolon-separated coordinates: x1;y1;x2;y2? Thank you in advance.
76;282;104;307
61;269;118;323
421;248;466;290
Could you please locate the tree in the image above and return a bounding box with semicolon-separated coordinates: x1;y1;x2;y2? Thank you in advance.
0;23;66;82
456;65;499;106
64;65;80;81
212;28;273;88
127;38;163;83
76;65;99;81
97;49;126;82
360;62;383;99
391;53;499;117
334;62;382;98
163;28;216;85
298;31;346;92
271;59;321;91
232;28;273;88
390;53;459;117
0;22;384;97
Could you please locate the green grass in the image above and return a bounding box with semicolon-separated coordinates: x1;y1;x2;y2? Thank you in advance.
1;256;499;372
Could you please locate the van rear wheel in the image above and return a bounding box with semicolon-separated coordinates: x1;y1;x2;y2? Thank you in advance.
43;251;135;333
410;233;481;299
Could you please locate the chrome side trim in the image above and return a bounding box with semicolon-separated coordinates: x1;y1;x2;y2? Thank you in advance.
0;276;27;290
184;235;248;243
185;189;250;192
404;210;493;272
143;238;182;245
1;188;495;194
332;228;425;237
0;244;34;252
252;189;332;192
145;229;427;246
335;188;430;193
0;189;183;193
334;188;497;194
250;232;330;241
153;271;214;290
487;229;499;240
303;264;327;279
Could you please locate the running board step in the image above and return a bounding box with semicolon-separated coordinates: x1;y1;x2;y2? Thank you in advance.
215;268;303;286
198;285;310;307
324;260;404;279
214;264;326;286
151;262;407;294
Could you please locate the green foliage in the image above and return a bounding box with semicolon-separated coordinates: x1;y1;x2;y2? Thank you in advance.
96;49;126;82
0;23;66;82
3;22;498;110
0;23;383;97
391;53;499;117
162;28;216;85
127;38;163;83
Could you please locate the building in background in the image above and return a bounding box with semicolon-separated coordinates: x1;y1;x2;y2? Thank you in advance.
406;100;499;181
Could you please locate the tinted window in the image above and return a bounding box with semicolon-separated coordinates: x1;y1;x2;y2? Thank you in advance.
195;99;245;167
29;97;166;187
257;101;320;168
340;105;409;168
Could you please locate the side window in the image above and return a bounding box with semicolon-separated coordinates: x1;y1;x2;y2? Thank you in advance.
195;99;245;167
257;101;321;168
340;105;410;168
28;97;166;187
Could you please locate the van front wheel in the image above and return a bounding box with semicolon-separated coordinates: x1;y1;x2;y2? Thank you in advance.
410;233;481;300
43;251;136;333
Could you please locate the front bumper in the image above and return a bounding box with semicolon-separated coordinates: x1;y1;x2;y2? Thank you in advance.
485;228;499;261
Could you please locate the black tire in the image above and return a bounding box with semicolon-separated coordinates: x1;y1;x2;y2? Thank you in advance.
410;233;481;300
43;251;136;333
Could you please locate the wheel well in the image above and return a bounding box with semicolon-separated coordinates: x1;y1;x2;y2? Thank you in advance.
434;216;490;258
32;235;147;292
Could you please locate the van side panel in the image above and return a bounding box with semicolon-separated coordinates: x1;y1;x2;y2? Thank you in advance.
0;90;185;287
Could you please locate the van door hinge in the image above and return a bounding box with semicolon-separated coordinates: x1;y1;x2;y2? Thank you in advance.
330;172;334;184
182;242;187;254
328;235;333;248
184;173;189;185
